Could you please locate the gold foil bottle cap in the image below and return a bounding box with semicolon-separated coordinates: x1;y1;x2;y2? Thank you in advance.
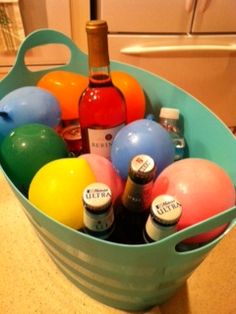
86;20;108;32
151;195;182;225
83;182;112;213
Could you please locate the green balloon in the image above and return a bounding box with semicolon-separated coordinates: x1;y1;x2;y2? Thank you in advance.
0;123;69;195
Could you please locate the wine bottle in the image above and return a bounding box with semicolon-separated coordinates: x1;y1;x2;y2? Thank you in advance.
82;182;115;241
143;195;182;243
79;20;126;159
113;154;157;244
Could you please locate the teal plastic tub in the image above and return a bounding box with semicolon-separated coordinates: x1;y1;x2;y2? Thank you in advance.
1;30;236;312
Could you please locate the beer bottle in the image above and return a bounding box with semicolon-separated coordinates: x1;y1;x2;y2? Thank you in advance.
82;182;115;241
114;154;157;244
143;195;182;243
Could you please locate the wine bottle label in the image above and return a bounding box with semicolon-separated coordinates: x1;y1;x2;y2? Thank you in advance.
88;124;124;159
145;216;176;242
122;177;153;212
84;208;114;233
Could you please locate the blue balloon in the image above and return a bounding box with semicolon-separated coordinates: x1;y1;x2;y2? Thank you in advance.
111;119;175;180
0;86;61;142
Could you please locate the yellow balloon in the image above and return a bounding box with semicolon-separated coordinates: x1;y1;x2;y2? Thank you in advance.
29;158;96;229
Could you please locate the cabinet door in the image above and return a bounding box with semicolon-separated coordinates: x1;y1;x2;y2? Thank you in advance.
192;0;236;33
97;0;195;33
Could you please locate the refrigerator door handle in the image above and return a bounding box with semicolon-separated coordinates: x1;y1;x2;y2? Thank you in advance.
120;44;236;55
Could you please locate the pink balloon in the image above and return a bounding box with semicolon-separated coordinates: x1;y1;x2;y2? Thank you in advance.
152;158;236;243
78;154;124;202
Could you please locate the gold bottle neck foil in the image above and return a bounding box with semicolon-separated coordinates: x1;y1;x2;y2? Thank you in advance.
86;20;109;68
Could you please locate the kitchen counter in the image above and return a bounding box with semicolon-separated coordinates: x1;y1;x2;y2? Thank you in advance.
1;170;236;314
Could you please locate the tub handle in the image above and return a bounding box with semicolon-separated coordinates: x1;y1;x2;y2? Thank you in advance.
166;205;236;249
15;29;86;71
1;29;87;93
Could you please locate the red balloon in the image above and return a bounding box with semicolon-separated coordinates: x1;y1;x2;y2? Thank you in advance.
152;158;235;243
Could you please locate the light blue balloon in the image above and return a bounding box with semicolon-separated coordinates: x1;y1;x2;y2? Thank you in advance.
111;119;175;180
0;86;61;142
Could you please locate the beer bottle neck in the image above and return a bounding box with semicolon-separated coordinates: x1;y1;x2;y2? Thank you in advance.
121;176;154;212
